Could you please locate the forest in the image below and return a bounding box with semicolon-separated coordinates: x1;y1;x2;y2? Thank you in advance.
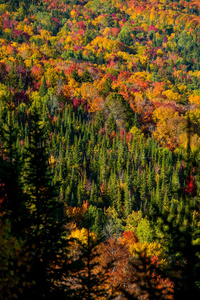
0;0;200;299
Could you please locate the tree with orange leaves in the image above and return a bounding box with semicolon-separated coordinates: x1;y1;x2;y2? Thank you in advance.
96;232;173;300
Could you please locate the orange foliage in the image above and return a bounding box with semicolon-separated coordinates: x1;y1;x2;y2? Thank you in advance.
96;236;174;299
80;82;104;113
66;201;88;228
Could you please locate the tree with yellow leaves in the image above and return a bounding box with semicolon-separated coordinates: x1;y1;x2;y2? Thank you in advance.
153;106;185;150
80;82;104;113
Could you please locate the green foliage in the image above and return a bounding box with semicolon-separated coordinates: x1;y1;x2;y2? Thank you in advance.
39;75;48;97
22;107;68;298
118;25;132;46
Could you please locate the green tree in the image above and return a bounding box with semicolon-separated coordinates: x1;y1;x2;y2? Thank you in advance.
22;106;68;299
0;107;29;238
39;75;48;97
118;25;132;46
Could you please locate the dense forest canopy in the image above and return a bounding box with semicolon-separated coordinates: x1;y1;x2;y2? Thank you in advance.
0;0;200;299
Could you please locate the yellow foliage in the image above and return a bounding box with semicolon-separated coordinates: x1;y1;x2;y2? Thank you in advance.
0;3;9;14
18;43;31;60
45;67;59;86
130;71;149;82
103;27;111;37
179;132;200;153
150;7;156;22
157;49;164;57
23;24;34;36
140;56;148;67
80;82;104;113
90;36;120;52
129;126;144;139
4;28;12;35
0;83;9;101
67;76;79;90
153;107;178;124
189;94;200;106
40;29;52;40
167;41;178;51
187;108;200;125
155;32;160;39
177;84;188;94
162;89;181;103
69;228;98;246
49;154;56;166
129;241;165;265
29;91;42;107
70;9;77;18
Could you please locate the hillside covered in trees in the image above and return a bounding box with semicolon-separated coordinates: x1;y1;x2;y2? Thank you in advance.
0;0;200;299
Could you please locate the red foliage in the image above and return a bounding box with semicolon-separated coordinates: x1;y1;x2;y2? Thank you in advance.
2;13;17;29
78;21;86;30
120;128;126;140
73;97;89;111
148;25;158;32
12;29;30;41
14;91;29;105
185;175;197;196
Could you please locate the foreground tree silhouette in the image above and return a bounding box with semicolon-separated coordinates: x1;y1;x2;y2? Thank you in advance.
0;108;29;237
0;105;31;299
22;106;68;299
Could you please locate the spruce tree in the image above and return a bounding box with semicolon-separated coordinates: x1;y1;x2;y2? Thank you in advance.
0;108;29;238
22;106;68;299
39;75;48;97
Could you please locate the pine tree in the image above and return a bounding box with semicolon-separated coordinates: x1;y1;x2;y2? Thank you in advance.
0;108;29;238
107;113;117;134
39;75;48;97
22;106;68;299
18;74;24;91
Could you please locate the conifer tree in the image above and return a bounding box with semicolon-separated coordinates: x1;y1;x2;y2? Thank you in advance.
39;75;48;97
107;113;117;134
0;108;29;238
22;106;68;299
18;74;24;91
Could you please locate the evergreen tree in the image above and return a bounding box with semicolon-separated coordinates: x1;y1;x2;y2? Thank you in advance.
0;108;29;238
18;74;24;91
22;106;68;299
39;75;48;97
